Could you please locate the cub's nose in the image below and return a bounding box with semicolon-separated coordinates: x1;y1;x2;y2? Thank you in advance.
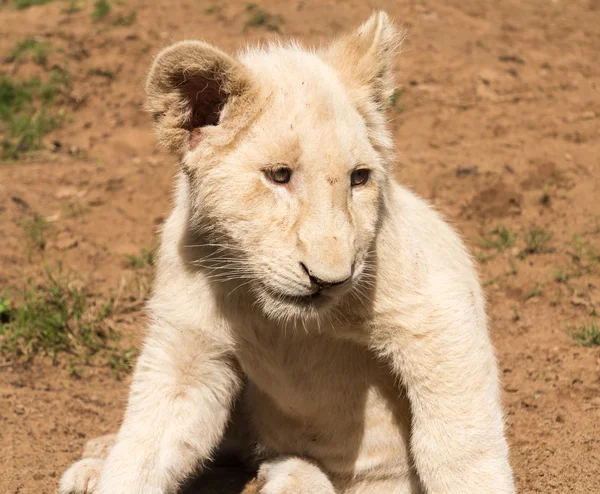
300;262;352;291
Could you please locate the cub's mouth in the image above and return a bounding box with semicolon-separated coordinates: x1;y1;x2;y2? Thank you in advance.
280;290;324;305
261;285;337;312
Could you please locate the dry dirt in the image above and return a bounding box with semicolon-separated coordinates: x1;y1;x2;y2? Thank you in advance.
1;0;599;493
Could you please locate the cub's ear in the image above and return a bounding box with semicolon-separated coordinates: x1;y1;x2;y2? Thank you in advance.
326;11;402;112
145;41;252;156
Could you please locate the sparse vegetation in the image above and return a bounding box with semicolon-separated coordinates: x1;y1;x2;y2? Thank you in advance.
568;323;599;347
551;287;563;307
9;38;49;65
92;0;111;21
512;306;520;322
570;234;599;265
389;87;405;112
553;261;583;284
19;216;50;256
0;296;11;323
90;0;136;26
244;3;283;32
107;346;137;374
475;251;493;263
88;67;114;79
0;267;136;374
14;0;52;9
62;201;91;218
205;3;222;14
124;247;154;270
475;225;517;263
62;0;81;14
478;225;517;252
553;268;568;283
482;276;499;288
507;258;519;276
113;10;136;26
518;229;552;259
572;234;585;259
0;68;68;159
526;283;542;300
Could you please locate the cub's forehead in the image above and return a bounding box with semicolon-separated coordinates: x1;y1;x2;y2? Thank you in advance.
234;113;378;175
239;44;337;87
232;45;380;169
240;45;356;118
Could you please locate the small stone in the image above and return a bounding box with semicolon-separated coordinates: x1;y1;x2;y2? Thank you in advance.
476;83;498;101
54;236;79;250
55;187;79;199
570;296;590;307
479;68;499;84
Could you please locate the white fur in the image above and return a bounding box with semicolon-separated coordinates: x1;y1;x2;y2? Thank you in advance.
59;12;514;494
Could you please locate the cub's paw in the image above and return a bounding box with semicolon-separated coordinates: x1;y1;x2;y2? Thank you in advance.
257;457;336;494
59;458;104;494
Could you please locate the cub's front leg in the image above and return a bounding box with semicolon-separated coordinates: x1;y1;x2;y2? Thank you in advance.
374;297;515;493
60;318;242;494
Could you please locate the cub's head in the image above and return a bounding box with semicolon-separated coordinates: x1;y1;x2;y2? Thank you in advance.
147;12;401;322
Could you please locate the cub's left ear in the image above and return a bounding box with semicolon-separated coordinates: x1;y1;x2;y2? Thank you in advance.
326;11;402;112
145;40;253;157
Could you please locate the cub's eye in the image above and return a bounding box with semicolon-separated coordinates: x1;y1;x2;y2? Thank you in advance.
351;168;370;187
265;166;292;184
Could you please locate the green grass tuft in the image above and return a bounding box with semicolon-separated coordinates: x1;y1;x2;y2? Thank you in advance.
205;3;222;14
518;229;552;259
0;76;32;119
62;0;81;13
88;67;114;79
9;38;49;65
19;216;50;254
14;0;52;9
61;202;91;218
0;268;136;374
568;323;599;347
244;4;283;32
511;306;520;322
477;225;517;252
113;10;136;26
525;283;542;300
124;248;154;270
389;88;405;112
0;69;68;159
107;346;136;374
92;0;111;20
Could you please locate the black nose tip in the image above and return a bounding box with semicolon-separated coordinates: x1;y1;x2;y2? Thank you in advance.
300;262;351;290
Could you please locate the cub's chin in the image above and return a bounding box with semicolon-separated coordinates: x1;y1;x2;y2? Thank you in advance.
254;286;341;323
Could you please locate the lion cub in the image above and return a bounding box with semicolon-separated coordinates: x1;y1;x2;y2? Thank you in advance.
60;12;514;494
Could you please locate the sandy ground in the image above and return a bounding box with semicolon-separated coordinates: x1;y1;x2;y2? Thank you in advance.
1;0;599;492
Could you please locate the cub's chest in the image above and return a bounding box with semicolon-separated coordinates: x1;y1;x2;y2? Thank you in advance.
234;327;378;411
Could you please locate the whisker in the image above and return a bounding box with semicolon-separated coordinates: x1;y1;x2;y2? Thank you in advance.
228;279;255;297
183;243;247;251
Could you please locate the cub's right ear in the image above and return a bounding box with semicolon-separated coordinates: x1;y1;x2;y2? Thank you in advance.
145;41;253;156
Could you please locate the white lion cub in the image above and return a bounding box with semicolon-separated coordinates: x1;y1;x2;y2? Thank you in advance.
60;12;514;494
